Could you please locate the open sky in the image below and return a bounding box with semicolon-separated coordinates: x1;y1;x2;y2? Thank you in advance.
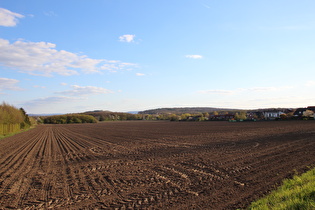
1;0;315;114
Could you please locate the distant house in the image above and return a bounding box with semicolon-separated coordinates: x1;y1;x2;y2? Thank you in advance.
292;106;315;118
262;110;284;120
293;108;308;117
246;112;261;120
307;106;315;112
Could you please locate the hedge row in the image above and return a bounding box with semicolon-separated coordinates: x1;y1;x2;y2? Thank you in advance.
0;123;21;136
0;102;34;136
43;114;97;124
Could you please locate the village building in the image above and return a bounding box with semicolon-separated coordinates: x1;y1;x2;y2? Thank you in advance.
262;110;284;120
294;108;307;116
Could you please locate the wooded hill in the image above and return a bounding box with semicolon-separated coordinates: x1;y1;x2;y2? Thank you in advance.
139;107;293;115
139;107;242;115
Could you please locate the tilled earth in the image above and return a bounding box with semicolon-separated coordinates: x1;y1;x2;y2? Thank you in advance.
0;121;314;209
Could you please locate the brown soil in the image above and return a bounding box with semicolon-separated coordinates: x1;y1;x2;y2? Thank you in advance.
0;121;314;209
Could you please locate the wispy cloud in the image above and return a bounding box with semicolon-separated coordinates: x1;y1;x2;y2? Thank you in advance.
201;3;210;9
305;80;315;87
258;25;313;31
100;61;137;73
0;77;23;93
56;85;113;96
43;11;57;17
198;86;293;95
0;38;137;76
198;89;234;95
246;86;292;92
22;96;84;107
33;85;46;89
136;73;145;76
119;34;135;43
0;8;24;27
185;55;203;59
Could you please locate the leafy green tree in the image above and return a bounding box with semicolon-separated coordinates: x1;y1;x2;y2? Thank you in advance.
169;114;179;121
303;110;314;119
212;111;219;115
180;113;191;121
235;112;247;120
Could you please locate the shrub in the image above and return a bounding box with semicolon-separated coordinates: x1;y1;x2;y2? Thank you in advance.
0;102;34;136
43;114;98;124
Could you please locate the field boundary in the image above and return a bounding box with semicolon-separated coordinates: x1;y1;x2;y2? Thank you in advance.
248;167;315;209
0;125;36;140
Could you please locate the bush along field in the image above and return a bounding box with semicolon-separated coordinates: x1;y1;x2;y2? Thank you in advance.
42;114;98;124
248;167;315;210
0;102;36;137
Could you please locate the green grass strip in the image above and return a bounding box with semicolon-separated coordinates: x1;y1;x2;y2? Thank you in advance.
0;126;35;140
248;168;315;210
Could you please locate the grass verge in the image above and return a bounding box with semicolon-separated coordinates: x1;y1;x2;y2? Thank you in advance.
0;126;35;140
248;167;315;209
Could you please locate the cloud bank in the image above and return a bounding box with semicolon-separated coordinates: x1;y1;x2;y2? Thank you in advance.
0;38;137;76
56;85;112;96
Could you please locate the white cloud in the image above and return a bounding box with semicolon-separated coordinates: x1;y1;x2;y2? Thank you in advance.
185;55;203;59
0;38;137;76
119;34;135;43
136;73;145;76
56;85;113;96
305;81;315;87
246;86;292;92
0;77;22;92
100;61;137;73
33;85;46;89
0;8;24;27
198;89;234;94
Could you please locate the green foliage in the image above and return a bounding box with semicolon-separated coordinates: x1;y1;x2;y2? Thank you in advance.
235;112;247;121
0;102;24;124
0;102;35;136
169;114;180;121
84;111;143;121
248;168;315;210
180;113;191;121
139;107;240;115
43;114;97;124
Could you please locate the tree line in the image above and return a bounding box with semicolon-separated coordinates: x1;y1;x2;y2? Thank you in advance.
0;102;35;136
42;114;98;124
82;110;245;122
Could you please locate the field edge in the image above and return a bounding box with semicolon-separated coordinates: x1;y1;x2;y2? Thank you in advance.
247;167;315;209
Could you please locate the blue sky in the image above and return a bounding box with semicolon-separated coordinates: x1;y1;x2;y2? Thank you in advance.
0;0;315;114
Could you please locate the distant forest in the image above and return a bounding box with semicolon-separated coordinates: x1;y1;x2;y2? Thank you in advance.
139;107;242;115
80;107;296;122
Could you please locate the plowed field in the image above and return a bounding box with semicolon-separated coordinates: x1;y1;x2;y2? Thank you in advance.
0;121;314;209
